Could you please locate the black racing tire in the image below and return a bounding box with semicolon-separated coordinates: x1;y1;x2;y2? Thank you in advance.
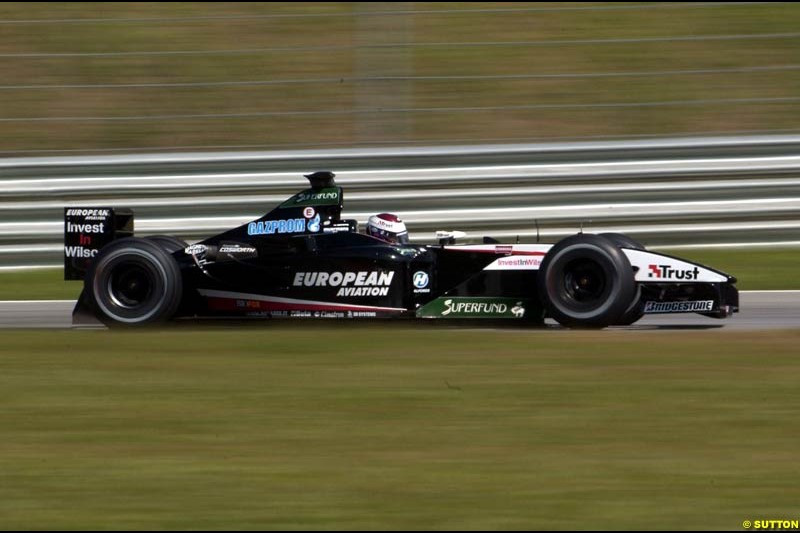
538;234;637;328
599;233;646;325
85;237;183;326
599;232;646;251
145;235;188;254
616;285;646;326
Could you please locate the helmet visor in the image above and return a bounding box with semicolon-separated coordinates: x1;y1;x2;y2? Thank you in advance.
368;226;409;244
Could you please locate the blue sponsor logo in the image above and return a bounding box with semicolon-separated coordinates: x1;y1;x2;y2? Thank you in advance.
413;271;429;289
247;218;306;235
307;214;320;233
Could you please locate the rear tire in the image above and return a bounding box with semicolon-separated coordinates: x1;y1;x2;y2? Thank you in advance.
538;234;637;328
85;237;182;325
145;235;188;254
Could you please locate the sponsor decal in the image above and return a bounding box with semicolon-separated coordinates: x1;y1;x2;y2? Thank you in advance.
284;188;340;207
496;245;514;254
219;244;256;254
235;299;262;310
412;270;431;294
64;246;99;258
282;310;379;319
647;264;701;280
63;207;124;281
315;311;346;319
307;214;321;233
303;207;316;219
350;311;377;318
442;299;507;316
65;221;106;234
293;270;395;297
418;297;528;318
247;218;307;235
372;217;395;229
498;256;541;268
336;287;389;296
323;223;352;234
644;300;714;314
484;254;545;271
498;257;541;268
65;208;110;220
185;244;208;255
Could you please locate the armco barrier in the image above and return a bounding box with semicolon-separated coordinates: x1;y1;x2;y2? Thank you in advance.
2;134;800;269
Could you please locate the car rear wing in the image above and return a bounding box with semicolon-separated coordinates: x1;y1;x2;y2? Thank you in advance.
64;207;134;280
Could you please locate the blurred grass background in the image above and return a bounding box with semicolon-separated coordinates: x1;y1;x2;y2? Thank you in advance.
1;2;799;154
1;327;799;529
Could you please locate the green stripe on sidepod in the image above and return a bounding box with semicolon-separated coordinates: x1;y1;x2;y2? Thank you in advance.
417;296;531;319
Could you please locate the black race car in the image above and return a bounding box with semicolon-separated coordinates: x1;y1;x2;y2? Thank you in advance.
65;171;738;327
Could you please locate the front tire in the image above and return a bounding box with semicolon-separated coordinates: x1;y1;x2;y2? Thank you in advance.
538;234;637;328
599;232;645;251
85;237;183;325
600;233;646;325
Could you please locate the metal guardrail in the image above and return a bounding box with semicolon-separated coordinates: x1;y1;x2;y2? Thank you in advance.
2;134;800;269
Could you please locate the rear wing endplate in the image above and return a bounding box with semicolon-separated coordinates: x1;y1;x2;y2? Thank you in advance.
64;207;133;280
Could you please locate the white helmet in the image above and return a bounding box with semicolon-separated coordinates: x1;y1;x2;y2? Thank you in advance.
367;213;409;244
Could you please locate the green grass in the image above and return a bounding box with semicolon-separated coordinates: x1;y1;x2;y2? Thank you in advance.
0;268;82;300
1;2;799;152
2;248;797;301
0;327;798;529
653;248;800;290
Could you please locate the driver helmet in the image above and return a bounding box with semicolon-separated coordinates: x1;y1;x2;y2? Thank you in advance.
366;213;409;244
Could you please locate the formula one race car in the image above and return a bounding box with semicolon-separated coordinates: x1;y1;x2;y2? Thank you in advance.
64;171;739;327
